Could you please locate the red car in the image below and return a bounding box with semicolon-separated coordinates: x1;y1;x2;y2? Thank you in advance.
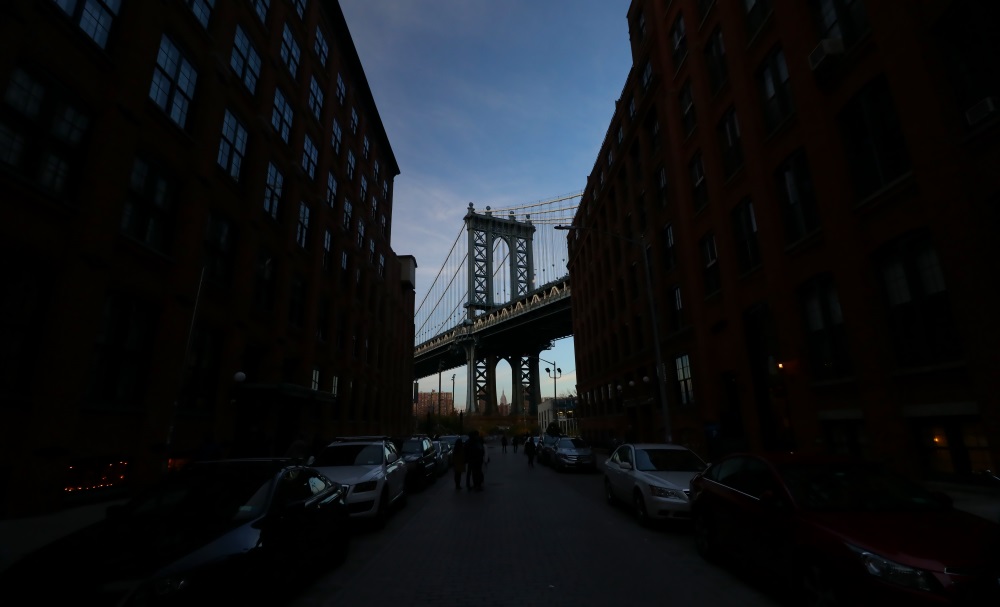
689;452;1000;606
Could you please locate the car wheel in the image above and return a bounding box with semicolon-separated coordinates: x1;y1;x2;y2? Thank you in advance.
801;564;842;607
633;490;650;527
374;488;389;528
694;512;720;562
604;477;616;505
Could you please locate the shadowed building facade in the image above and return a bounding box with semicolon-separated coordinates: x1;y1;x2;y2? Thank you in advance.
567;0;999;486
0;0;414;516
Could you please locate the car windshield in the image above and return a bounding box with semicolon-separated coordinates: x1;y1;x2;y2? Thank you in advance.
778;463;950;512
634;448;706;472
125;461;275;528
559;438;588;449
314;444;383;467
402;439;423;454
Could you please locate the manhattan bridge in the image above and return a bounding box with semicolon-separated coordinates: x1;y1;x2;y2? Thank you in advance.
412;192;581;418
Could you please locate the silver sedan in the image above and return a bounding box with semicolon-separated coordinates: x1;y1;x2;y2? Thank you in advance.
603;443;707;526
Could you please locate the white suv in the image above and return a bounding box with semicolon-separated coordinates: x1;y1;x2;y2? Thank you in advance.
310;436;408;526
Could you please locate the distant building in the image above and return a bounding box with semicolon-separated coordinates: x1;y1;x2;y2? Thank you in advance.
414;391;455;417
498;390;510;416
0;0;414;516
569;0;1000;485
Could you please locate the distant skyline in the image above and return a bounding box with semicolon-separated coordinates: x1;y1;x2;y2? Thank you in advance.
339;0;633;409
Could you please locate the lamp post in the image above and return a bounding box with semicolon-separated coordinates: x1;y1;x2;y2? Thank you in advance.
537;356;561;433
451;374;456;416
437;361;443;420
556;225;673;443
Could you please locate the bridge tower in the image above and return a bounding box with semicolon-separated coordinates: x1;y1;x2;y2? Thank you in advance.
461;204;536;414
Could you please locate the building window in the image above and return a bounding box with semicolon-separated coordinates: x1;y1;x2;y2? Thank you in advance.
87;293;155;409
326;172;337;207
705;28;728;95
217;109;247;180
642;60;654;90
323;229;332;271
875;231;961;367
661;223;676;272
347;150;355;180
758;47;793;132
342;199;353;231
838;75;911;200
336;73;346;104
230;26;261;94
380;214;387;237
799;273;852;380
744;0;772;38
296;201;310;248
1;69;90;197
350;108;358;134
52;0;121;49
292;0;306;19
617;124;623;145
812;0;869;46
371;195;378;219
204;212;234;285
363;136;370;159
369;238;376;263
629;96;636;119
607;148;613;167
252;0;269;24
657;165;668;206
149;36;197;128
700;233;720;296
356;218;365;249
690;151;707;211
679;80;696;137
667;285;684;332
378;253;386;278
360;176;368;202
382;180;388;199
280;24;300;77
263;162;282;219
332;118;342;154
308;76;323;121
121;157;173;253
184;0;214;28
670;14;688;67
675;354;694;406
717;107;743;177
731;198;761;273
301;135;318;179
271;88;292;143
311;368;320;390
775;148;821;243
314;27;329;66
373;159;380;182
636;11;647;39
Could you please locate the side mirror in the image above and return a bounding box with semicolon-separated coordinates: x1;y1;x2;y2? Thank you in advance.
305;455;315;466
620;462;634;471
387;452;398;463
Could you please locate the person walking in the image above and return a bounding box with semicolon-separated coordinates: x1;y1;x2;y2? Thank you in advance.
451;437;466;490
466;431;485;491
512;435;519;453
501;435;508;454
524;435;536;468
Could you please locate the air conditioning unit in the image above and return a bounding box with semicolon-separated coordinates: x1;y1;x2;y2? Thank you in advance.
965;97;997;127
808;38;845;72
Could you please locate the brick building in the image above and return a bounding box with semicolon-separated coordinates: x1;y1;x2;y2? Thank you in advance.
0;0;414;516
567;0;999;485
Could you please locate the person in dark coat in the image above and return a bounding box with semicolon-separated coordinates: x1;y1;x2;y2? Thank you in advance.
501;435;508;453
451;437;466;490
524;435;536;468
465;431;485;491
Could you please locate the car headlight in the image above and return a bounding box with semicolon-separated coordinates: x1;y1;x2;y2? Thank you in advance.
354;480;378;493
649;484;685;499
847;544;936;592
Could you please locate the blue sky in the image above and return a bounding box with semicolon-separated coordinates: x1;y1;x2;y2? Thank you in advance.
338;0;634;409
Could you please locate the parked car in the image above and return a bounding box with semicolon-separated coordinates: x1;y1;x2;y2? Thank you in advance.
550;436;597;472
689;452;1000;605
310;436;407;526
432;440;450;475
537;434;563;466
0;459;351;605
393;435;439;489
604;443;707;525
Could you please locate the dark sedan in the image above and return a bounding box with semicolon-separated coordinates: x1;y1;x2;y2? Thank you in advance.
394;436;439;489
690;452;1000;606
0;459;351;606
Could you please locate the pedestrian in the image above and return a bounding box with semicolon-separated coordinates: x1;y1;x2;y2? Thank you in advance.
524;435;536;468
512;435;519;453
466;431;485;491
501;434;508;453
451;437;466;490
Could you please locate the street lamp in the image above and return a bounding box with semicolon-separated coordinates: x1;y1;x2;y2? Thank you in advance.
451;374;456;415
556;225;673;443
538;356;561;433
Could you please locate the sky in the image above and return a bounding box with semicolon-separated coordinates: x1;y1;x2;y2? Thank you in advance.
338;0;634;410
